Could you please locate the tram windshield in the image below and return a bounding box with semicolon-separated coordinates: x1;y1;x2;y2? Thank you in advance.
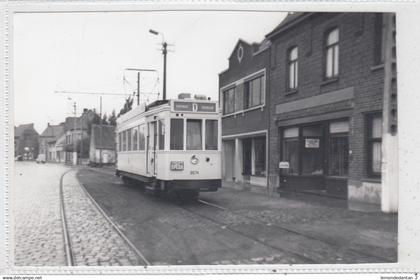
170;118;218;151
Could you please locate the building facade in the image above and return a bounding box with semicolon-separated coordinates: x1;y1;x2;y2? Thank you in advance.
219;39;270;188
39;123;65;161
89;124;116;165
265;12;397;211
14;123;39;160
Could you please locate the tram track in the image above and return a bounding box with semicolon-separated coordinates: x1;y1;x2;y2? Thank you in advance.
59;169;150;266
59;169;75;266
176;200;317;264
195;198;392;263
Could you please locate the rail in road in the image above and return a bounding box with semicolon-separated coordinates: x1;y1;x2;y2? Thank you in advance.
193;199;391;263
59;169;150;266
80;167;393;264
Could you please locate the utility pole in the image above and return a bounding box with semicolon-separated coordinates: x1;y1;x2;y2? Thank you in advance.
99;96;103;166
149;29;173;101
73;102;77;165
162;42;167;100
137;72;140;105
124;68;157;105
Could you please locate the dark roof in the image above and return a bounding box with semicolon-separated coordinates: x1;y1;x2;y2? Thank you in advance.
265;12;310;39
14;123;38;138
40;124;65;139
64;117;88;131
91;124;115;150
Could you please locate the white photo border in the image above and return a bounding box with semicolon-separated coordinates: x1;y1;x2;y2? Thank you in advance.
2;0;420;275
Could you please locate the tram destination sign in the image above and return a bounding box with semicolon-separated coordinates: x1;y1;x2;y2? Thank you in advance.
173;101;216;112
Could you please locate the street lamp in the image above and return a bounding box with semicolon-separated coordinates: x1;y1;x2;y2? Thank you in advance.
149;29;168;100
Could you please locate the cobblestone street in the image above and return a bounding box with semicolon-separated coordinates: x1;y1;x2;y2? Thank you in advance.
13;161;69;266
13;162;397;266
62;170;144;266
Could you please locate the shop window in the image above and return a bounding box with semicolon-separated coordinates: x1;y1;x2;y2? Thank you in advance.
301;125;323;175
328;121;349;176
170;119;184;150
223;87;235;115
282;127;299;175
287;47;298;90
138;125;145;150
205;119;218;150
127;129;132;151
158;120;165;150
367;115;382;177
244;76;264;109
186;119;202;150
254;137;266;176
243;138;252;176
132;127;138;150
325;28;339;79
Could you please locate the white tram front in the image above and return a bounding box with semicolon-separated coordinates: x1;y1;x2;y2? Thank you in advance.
115;95;221;197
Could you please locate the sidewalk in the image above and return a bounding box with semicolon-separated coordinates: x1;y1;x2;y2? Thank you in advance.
203;181;398;262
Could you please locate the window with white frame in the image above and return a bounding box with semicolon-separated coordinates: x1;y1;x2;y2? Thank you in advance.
325;28;339;79
287;47;298;90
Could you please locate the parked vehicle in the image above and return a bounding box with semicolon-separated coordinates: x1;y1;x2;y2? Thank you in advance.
36;154;46;164
115;95;222;198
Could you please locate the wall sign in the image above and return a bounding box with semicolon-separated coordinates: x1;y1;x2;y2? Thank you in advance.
279;161;290;169
305;138;320;148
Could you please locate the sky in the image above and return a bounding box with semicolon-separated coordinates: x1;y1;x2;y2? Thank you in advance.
14;11;286;133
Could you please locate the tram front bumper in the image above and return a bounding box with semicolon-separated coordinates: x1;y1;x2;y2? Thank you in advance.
166;179;221;192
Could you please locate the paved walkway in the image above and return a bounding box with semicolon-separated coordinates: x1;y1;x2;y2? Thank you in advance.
62;170;141;266
13;162;69;266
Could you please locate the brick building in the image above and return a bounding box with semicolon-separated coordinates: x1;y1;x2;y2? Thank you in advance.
39;123;65;161
219;39;271;188
265;12;397;212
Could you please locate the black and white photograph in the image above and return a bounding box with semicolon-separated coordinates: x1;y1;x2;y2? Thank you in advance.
3;2;420;277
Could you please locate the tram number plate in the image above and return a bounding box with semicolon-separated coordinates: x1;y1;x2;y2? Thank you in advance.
190;170;199;175
170;161;184;171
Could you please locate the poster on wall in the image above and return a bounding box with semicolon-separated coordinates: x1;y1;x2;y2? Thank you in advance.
305;138;320;148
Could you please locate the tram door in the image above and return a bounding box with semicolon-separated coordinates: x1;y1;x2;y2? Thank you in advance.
147;121;158;176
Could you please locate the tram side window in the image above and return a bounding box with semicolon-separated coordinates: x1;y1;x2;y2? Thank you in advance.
187;119;202;150
170;119;184;150
122;130;127;151
132;127;138;150
127;129;132;151
158;120;165;150
118;132;122;152
205;120;218;150
138;125;145;150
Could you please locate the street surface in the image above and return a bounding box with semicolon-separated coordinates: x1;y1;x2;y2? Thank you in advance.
13;161;69;266
13;162;398;266
78;167;398;265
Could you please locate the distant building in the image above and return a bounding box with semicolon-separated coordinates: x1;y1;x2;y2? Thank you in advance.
219;38;270;188
39;123;65;161
64;109;96;164
89;124;116;164
14;123;39;160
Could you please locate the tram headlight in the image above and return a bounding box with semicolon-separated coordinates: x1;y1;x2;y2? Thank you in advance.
191;155;199;165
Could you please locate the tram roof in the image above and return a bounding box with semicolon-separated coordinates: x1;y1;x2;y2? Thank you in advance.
117;98;218;125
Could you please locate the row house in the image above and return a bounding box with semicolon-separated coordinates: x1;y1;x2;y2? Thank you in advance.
219;39;271;189
220;12;398;212
14;123;39;160
39;123;65;162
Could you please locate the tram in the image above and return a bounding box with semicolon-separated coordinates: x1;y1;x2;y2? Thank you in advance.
115;94;222;197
